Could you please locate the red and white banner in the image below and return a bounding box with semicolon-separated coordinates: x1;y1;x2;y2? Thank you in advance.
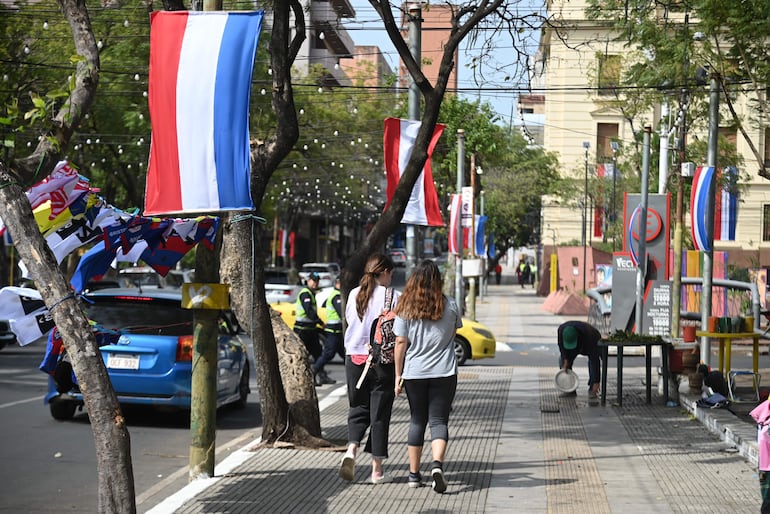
448;194;461;254
383;118;445;226
448;194;484;255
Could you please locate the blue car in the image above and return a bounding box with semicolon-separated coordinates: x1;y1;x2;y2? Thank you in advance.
43;288;250;420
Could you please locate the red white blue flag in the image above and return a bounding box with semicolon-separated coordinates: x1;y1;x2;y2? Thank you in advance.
715;166;738;242
383;118;445;226
145;11;263;216
690;165;715;251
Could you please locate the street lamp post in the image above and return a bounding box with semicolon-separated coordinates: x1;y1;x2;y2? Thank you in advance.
582;141;590;294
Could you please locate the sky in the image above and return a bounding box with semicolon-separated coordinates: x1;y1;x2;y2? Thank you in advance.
343;1;541;128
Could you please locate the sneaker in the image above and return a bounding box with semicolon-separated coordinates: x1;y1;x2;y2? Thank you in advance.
339;455;355;481
407;471;423;488
588;390;599;405
431;464;447;493
320;371;336;385
371;472;393;484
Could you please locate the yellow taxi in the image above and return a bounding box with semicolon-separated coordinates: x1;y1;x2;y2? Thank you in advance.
271;290;495;365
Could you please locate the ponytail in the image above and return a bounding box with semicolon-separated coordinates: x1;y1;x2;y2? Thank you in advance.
355;253;395;320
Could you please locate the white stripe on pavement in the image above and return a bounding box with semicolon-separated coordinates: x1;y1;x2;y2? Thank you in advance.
0;395;43;409
145;384;348;514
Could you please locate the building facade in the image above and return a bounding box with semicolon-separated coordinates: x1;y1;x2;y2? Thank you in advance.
537;0;770;268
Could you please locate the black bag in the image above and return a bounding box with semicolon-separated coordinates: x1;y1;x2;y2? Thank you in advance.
369;287;396;365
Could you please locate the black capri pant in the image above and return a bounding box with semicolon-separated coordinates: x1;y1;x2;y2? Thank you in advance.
404;374;457;446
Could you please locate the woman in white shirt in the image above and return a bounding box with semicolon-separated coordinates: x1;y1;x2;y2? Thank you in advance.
338;253;399;484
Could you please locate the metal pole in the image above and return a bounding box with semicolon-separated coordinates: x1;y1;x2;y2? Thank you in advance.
582;142;590;294
480;190;486;299
405;3;421;277
455;130;465;308
700;72;719;366
671;13;689;339
634;127;652;334
469;155;476;320
659;102;670;194
610;141;619;252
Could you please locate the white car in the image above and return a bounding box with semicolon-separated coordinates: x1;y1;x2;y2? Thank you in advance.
264;268;302;304
388;249;407;267
299;262;340;288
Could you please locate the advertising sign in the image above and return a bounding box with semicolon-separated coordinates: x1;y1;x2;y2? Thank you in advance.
642;280;672;337
623;193;670;281
611;253;638;333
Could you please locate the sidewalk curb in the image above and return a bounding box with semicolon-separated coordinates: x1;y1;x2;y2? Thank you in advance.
680;393;759;467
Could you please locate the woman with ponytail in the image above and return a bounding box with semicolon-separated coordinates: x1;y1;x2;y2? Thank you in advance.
338;253;399;484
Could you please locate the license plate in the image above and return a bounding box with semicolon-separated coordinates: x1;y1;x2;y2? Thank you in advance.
107;353;140;370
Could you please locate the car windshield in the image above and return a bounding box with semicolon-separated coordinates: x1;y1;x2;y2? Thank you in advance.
83;297;192;336
120;272;162;287
302;265;328;273
265;270;290;284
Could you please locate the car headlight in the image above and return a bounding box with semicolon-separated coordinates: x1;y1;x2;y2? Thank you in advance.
471;326;494;339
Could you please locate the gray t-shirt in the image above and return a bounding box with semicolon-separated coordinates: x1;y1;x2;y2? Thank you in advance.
393;296;462;379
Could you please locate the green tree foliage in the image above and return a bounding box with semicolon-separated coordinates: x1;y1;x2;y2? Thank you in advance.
483;131;560;253
265;64;396;234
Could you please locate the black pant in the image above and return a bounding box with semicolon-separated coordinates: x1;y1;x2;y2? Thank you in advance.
404;374;457;446
344;356;395;459
294;327;322;359
314;330;344;371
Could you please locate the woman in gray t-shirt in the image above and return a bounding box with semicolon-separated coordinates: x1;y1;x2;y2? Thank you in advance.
393;259;461;493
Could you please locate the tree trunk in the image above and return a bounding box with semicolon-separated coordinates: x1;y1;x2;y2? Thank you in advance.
0;164;136;513
220;216;325;446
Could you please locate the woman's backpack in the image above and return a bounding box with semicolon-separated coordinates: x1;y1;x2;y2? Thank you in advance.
369;287;396;364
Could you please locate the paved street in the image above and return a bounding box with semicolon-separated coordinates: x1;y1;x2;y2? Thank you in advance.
144;274;765;514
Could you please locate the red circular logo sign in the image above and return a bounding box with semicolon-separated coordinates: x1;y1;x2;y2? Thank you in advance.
631;208;663;242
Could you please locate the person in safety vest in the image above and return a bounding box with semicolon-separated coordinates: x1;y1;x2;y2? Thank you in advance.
294;272;323;367
313;276;344;386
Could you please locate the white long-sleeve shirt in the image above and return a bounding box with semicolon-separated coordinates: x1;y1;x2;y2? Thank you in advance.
344;285;400;356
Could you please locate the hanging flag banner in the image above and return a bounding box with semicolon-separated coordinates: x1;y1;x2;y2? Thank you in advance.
145;11;264;215
715;166;738;242
383;117;445;226
475;215;487;257
448;194;461;254
0;287;53;346
690;165;715;252
461;187;473;227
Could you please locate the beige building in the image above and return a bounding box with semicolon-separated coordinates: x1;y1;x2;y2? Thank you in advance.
537;0;770;268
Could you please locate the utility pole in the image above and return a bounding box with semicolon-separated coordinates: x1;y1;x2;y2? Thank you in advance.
582;141;590;294
189;0;222;481
468;154;477;321
405;3;421;277
700;70;719;366
634;127;652;335
455;130;465;308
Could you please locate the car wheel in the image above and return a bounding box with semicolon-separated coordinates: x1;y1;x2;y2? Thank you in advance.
235;361;250;409
454;337;471;366
50;397;78;421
